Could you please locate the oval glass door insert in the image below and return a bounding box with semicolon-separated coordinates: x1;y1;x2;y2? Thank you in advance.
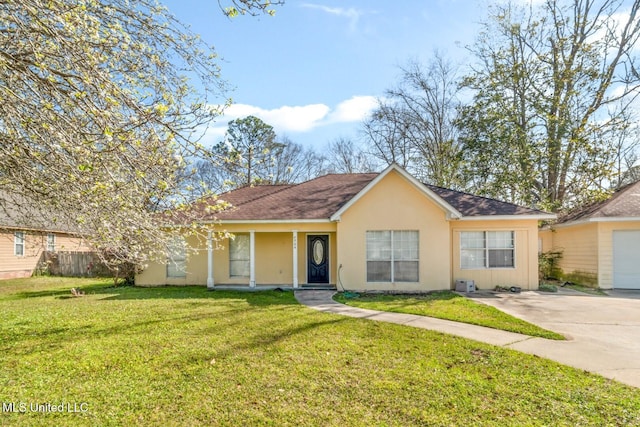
313;239;324;265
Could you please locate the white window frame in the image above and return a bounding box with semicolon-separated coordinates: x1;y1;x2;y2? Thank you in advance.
166;237;187;278
14;231;25;256
229;234;250;278
46;233;56;252
366;230;419;283
460;231;515;269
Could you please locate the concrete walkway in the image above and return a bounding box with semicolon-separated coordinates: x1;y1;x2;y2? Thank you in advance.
294;290;640;388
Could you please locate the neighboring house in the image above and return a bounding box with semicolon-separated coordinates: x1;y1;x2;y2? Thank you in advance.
136;164;555;291
539;180;640;289
0;194;92;280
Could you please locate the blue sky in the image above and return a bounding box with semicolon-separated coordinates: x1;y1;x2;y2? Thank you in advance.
162;0;489;150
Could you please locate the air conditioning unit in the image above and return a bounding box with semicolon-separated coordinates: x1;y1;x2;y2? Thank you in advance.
455;280;476;293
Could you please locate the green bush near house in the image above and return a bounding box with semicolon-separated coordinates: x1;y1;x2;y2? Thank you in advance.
0;277;638;426
539;250;563;280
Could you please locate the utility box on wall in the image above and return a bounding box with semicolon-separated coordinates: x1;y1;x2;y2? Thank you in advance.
455;280;476;293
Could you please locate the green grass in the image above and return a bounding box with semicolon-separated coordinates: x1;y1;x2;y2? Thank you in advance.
334;291;565;340
1;277;639;426
562;283;608;295
538;282;559;292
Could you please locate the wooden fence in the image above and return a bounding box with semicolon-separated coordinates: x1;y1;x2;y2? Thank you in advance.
38;251;112;277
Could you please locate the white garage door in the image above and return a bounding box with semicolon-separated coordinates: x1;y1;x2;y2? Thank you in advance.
613;230;640;289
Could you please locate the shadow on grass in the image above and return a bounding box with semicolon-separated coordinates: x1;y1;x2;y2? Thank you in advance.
1;311;234;353
2;280;352;357
11;282;115;300
95;287;299;307
12;284;299;307
213;316;349;360
3;301;348;358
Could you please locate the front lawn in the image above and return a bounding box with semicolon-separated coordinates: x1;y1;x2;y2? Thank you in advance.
334;291;565;340
1;277;639;426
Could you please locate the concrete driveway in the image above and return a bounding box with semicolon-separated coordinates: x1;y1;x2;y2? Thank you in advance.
468;288;640;388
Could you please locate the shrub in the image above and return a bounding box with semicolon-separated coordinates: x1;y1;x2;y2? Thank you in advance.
539;250;563;280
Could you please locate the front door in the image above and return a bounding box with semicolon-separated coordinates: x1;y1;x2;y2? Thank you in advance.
307;235;329;284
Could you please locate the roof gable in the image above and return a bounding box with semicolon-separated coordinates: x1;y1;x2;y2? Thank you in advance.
559;180;640;223
330;164;462;221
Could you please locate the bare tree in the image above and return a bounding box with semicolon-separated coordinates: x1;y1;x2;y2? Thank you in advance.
362;54;465;188
362;102;416;169
325;138;376;174
262;136;329;184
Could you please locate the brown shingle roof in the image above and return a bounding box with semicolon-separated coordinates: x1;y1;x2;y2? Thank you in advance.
426;185;549;217
201;170;550;222
559;180;640;223
217;184;294;207
213;173;379;221
0;191;79;233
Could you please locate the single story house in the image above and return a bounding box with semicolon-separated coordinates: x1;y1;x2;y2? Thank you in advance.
136;164;555;292
0;228;92;280
0;197;92;279
539;179;640;289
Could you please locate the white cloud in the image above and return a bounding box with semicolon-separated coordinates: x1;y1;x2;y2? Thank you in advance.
219;103;331;132
328;95;378;123
301;3;365;32
202;95;379;146
254;104;330;132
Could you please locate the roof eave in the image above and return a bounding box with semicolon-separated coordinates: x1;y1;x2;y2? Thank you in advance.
217;219;334;224
459;214;557;221
554;216;640;228
0;224;81;234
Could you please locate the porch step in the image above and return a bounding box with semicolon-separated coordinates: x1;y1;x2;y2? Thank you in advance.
300;284;337;291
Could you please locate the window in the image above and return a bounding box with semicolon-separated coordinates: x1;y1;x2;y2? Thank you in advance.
366;230;419;282
14;231;24;256
229;234;250;277
461;231;514;269
167;237;186;278
46;233;56;252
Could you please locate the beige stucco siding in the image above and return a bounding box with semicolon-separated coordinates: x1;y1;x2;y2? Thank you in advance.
550;223;599;281
451;220;539;290
336;169;451;292
135;233;205;286
135;224;338;286
0;229;91;279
